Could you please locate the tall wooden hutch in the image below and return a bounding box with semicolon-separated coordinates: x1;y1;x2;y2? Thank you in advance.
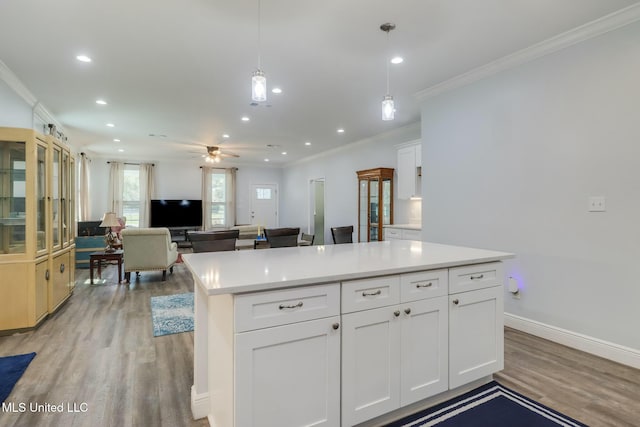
357;168;394;242
0;127;75;333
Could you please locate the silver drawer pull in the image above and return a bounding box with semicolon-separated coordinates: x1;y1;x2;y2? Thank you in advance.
470;274;484;280
362;289;382;297
416;282;432;288
279;301;303;310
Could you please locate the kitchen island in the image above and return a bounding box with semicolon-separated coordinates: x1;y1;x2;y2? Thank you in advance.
183;240;514;427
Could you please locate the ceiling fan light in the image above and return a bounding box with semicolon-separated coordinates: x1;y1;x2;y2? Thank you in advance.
382;95;395;121
252;69;267;102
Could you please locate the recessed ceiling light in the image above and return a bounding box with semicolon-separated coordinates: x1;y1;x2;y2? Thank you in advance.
304;142;311;146
76;55;92;63
118;149;124;152
264;158;270;162
106;123;115;127
96;99;107;105
391;56;404;64
281;151;287;155
272;87;282;94
337;128;345;133
113;139;120;142
241;116;250;122
222;134;230;139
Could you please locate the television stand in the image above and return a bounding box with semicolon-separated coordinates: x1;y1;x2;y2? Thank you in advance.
168;226;201;248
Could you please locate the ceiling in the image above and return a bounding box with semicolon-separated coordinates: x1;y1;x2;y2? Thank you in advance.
1;0;638;166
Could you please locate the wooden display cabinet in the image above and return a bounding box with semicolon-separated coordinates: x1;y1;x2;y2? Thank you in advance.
0;127;75;333
357;168;394;242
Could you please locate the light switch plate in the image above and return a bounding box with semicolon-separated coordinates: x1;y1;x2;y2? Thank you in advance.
588;196;606;212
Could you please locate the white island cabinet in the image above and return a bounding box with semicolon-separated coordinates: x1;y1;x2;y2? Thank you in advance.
183;240;513;427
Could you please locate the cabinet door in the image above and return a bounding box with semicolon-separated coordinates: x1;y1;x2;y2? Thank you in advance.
397;146;416;200
449;286;503;389
342;306;401;426
49;251;70;311
235;316;340;427
400;296;448;406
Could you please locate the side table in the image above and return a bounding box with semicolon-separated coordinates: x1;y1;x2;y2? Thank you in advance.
89;249;124;284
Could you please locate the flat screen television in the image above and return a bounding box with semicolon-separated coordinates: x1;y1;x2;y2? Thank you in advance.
150;199;203;228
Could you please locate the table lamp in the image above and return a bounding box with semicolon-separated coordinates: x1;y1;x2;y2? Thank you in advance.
100;212;121;252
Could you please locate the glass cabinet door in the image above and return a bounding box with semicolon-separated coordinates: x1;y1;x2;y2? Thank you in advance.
36;143;47;253
359;180;368;243
52;146;61;249
369;179;379;241
0;140;26;254
382;178;391;226
62;151;69;246
69;157;75;244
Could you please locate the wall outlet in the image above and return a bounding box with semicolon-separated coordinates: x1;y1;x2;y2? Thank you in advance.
588;196;606;212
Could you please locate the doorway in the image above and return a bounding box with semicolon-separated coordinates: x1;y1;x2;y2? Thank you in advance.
310;179;325;245
251;184;278;228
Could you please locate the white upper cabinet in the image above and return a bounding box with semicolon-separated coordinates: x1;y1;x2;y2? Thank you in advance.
397;141;422;200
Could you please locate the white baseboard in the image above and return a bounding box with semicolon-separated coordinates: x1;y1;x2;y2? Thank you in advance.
191;385;209;420
505;313;640;369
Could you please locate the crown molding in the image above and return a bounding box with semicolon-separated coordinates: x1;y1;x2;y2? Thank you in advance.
0;59;64;132
415;3;640;102
0;59;37;106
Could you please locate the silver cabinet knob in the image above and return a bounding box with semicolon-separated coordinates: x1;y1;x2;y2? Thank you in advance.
393;310;400;317
452;299;459;305
332;323;340;330
404;308;411;315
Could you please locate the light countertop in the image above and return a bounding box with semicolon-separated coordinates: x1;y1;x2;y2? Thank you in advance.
182;240;513;296
383;223;422;230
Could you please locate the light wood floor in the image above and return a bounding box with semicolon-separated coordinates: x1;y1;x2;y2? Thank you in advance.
1;262;638;427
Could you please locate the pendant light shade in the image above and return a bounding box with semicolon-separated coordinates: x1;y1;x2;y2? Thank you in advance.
252;69;267;102
382;95;395;121
380;22;396;121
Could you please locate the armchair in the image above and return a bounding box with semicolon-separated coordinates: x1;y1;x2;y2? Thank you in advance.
121;227;179;282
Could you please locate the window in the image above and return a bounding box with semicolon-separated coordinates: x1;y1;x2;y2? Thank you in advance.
123;166;140;227
210;170;226;226
202;167;235;229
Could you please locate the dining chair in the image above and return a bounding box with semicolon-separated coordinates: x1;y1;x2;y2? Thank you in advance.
300;233;315;246
264;227;300;248
331;226;354;244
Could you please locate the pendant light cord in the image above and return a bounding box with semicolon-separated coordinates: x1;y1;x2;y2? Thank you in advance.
386;31;390;94
257;0;262;69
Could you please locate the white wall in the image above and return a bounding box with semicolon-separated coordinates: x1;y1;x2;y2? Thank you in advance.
281;123;420;244
86;156;282;225
420;22;640;350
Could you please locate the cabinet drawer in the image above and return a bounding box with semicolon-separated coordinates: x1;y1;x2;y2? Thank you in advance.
384;228;402;240
235;283;340;332
400;269;448;302
341;275;400;313
401;229;421;241
449;262;503;294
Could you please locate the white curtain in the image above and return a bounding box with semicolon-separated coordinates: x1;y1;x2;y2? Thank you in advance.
78;153;91;221
107;161;124;216
201;167;212;230
226;167;236;227
201;167;236;230
139;163;154;227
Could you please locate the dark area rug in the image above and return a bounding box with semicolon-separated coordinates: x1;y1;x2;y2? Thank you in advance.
0;352;36;403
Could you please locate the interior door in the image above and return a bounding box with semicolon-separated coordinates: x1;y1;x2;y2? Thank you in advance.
251;184;277;228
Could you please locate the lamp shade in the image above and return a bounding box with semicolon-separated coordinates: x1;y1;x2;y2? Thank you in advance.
382;95;395;121
100;212;121;228
252;69;267;102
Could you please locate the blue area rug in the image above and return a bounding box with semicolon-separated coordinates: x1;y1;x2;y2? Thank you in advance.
385;381;587;427
150;293;194;337
0;352;36;403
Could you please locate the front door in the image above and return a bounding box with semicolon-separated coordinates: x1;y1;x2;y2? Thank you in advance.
251;184;278;228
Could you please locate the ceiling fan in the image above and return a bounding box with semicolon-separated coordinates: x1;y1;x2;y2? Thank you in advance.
202;146;239;163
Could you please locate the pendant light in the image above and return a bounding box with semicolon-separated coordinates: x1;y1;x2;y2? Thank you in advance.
380;22;395;121
252;0;267;102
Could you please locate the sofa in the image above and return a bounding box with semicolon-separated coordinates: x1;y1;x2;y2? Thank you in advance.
121;227;179;282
